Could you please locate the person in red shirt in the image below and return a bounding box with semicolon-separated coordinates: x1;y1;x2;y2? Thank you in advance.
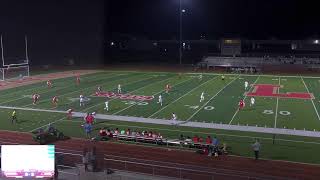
85;114;94;124
47;80;52;88
67;109;74;119
52;96;58;108
239;99;245;110
193;135;199;143
32;94;40;105
206;136;212;145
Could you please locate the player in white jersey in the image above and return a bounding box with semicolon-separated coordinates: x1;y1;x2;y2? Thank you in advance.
200;92;205;102
250;97;255;107
245;81;249;90
199;74;203;81
118;84;121;93
171;112;177;125
80;95;85;106
157;94;163;106
104;100;109;111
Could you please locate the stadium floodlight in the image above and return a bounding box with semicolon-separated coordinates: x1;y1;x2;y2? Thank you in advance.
182;9;186;13
314;40;319;44
110;42;115;46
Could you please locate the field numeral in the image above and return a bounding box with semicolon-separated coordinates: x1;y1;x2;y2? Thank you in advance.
262;110;291;116
122;101;148;106
185;105;215;111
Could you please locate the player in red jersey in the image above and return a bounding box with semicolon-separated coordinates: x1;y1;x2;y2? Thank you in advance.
52;96;58;108
165;84;171;93
238;99;245;110
67;108;74;119
47;80;52;88
32;94;40;105
76;75;80;85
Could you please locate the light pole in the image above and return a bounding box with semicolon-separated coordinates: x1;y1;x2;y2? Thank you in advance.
179;0;185;65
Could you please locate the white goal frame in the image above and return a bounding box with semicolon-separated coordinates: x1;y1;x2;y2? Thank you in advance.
0;34;30;80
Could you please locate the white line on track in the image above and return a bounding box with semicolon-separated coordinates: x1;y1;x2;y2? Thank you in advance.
113;76;192;115
274;77;280;128
148;76;219;118
187;76;239;121
228;75;261;125
301;76;320;121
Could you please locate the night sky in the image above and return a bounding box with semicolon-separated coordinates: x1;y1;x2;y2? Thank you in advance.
0;0;319;64
107;0;320;40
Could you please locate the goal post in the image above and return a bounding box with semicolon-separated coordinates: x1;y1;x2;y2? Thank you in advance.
0;34;30;80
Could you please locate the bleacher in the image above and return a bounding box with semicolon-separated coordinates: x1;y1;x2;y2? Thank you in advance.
198;56;320;71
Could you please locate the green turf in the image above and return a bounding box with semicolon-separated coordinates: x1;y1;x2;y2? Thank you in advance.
1;70;320;164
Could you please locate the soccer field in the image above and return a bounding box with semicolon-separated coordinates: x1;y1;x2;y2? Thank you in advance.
1;70;320;164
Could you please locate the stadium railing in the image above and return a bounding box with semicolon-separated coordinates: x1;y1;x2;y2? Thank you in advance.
103;154;289;180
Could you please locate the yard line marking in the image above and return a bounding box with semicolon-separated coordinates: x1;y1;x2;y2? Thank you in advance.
0;73;119;105
187;76;239;121
113;76;192;115
20;73;144;108
27;74;157;132
81;75;166;112
274;77;280;128
0;72;111;99
228;75;261;125
301;76;320;121
29;116;67;132
148;76;219;118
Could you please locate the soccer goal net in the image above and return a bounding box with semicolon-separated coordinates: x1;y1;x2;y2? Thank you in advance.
1;65;29;81
1;34;30;81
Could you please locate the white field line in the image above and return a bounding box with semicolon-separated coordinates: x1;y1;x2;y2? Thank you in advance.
28;76;157;131
59;119;320;145
20;73;144;108
148;76;219;118
29;116;67;132
301;76;320;121
228;76;261;125
81;76;165;112
0;73;119;105
0;72;111;99
113;76;192;115
187;76;239;121
274;77;280;128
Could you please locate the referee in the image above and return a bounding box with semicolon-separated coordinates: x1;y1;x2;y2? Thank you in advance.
11;109;17;124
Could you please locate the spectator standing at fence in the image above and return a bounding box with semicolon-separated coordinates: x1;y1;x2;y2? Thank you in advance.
252;139;261;160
